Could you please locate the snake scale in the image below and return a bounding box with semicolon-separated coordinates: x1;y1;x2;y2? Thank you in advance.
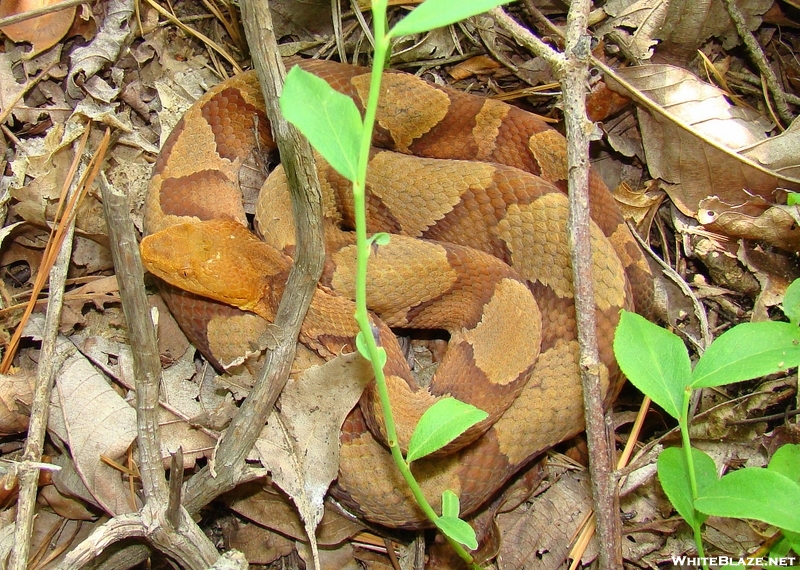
140;59;654;529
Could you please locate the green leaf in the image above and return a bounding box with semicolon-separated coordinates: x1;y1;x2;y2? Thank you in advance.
768;535;793;561
435;515;478;550
768;444;800;484
788;192;800;206
782;530;800;557
368;232;391;247
441;489;460;518
694;468;800;533
613;311;691;419
691;322;800;388
406;398;488;463
355;330;387;368
389;0;512;38
784;278;800;326
280;66;362;182
657;447;717;527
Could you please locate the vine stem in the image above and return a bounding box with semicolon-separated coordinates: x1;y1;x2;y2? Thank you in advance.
348;4;479;567
681;387;709;570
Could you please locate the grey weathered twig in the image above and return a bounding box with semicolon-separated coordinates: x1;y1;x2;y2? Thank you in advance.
721;0;793;126
181;0;326;514
59;172;220;570
8;210;76;570
491;6;623;567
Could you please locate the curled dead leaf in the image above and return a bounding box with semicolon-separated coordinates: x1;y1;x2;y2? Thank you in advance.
602;62;800;246
697;197;800;253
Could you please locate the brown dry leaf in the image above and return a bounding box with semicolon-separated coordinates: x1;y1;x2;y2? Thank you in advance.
740;115;800;179
691;237;761;297
0;369;34;435
448;55;501;81
604;64;800;221
22;316;137;515
704;516;765;557
64;275;120;313
157;349;220;466
228;483;364;547
391;26;458;64
297;540;360;570
65;0;133;99
697;197;800;252
38;483;98;520
599;0;773;61
0;0;76;58
691;377;793;443
49;341;137;515
0;50;28;124
0;507;100;566
613;180;665;232
149;294;190;366
50;451;108;511
267;0;332;40
738;244;800;322
598;0;670;61
496;468;596;569
225;516;295;564
254;352;373;563
73;334;219;467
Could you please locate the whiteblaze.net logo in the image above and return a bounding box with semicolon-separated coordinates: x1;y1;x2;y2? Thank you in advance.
671;555;798;567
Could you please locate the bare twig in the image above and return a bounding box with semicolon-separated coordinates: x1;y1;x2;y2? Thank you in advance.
182;0;326;514
562;3;623;567
0;0;88;28
1;129;91;373
9;127;111;570
59;170;220;570
491;6;623;566
721;0;793;125
143;0;243;74
100;171;169;508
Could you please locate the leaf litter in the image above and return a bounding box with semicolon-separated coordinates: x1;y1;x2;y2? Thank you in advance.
0;0;798;567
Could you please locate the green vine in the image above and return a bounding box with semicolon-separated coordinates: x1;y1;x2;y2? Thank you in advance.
280;0;512;565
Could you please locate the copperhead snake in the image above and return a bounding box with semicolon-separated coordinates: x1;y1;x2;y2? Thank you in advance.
140;59;654;529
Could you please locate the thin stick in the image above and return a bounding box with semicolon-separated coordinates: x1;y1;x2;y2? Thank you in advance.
143;0;243;74
182;0;326;514
491;6;623;566
0;0;87;28
721;0;793;125
7;129;94;570
0;128;91;372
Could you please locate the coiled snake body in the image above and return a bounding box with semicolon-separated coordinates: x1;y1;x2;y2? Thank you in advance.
141;60;653;529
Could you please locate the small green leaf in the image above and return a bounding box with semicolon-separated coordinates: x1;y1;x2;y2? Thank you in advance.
768;535;793;561
389;0;512;38
613;311;691;419
784;278;800;326
435;515;478;550
355;330;387;368
280;66;362;182
406;398;488;463
657;447;717;527
768;444;800;484
694;468;800;533
782;530;800;557
368;232;391;247
691;322;800;388
437;491;477;550
441;489;460;518
788;192;800;206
